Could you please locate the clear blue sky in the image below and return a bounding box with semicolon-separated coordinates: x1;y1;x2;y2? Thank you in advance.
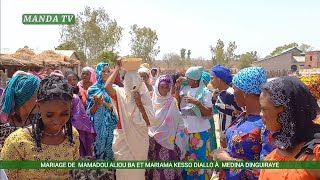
1;0;319;59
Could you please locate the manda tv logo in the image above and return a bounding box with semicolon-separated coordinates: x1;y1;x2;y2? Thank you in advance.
22;14;75;25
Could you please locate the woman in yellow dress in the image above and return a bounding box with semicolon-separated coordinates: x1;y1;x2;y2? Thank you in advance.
1;74;80;180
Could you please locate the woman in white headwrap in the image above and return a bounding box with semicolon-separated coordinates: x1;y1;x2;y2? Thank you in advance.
105;60;156;180
138;67;154;94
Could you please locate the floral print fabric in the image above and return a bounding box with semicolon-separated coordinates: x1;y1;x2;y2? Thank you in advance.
183;131;212;180
220;114;274;180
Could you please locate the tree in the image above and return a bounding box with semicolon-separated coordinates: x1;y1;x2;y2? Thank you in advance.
225;41;237;63
129;24;160;64
59;6;123;63
94;51;119;67
299;43;314;53
269;42;298;56
238;51;258;69
162;53;181;69
210;39;225;64
187;50;191;60
55;41;86;65
180;48;186;60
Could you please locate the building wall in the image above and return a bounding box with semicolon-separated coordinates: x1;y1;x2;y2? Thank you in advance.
305;51;320;68
252;53;303;71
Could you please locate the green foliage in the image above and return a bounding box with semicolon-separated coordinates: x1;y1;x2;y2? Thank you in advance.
94;51;119;67
210;40;238;65
268;42;314;57
269;42;298;56
162;53;181;69
225;41;237;63
55;41;77;50
299;43;314;53
59;6;123;64
180;48;186;60
187;50;191;60
210;39;225;64
238;51;258;69
129;24;160;64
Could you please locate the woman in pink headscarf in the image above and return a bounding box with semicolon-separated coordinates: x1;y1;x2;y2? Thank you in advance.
78;67;97;107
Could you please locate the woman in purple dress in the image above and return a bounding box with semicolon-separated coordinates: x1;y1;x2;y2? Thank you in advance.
64;71;96;158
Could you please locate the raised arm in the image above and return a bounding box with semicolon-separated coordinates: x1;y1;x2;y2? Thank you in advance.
174;76;183;110
105;59;122;97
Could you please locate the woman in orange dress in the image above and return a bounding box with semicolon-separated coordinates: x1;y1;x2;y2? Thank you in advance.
259;76;320;180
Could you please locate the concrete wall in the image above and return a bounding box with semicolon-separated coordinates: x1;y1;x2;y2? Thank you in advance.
252;53;304;71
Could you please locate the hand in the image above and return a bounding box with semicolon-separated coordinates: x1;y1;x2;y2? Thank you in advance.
220;133;227;148
175;76;183;88
184;96;199;105
133;91;142;107
116;57;123;68
103;102;113;111
232;110;242;116
213;149;232;160
93;94;104;105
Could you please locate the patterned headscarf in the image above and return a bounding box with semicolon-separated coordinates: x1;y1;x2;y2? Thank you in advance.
1;72;40;122
95;62;109;85
232;67;267;94
211;64;232;84
158;75;173;86
262;76;320;150
86;62;111;113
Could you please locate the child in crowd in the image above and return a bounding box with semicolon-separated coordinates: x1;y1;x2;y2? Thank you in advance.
1;75;80;179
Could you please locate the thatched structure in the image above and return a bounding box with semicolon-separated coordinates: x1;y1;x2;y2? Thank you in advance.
0;48;81;77
34;50;79;67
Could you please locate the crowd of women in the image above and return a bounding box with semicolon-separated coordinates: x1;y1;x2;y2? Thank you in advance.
0;57;320;180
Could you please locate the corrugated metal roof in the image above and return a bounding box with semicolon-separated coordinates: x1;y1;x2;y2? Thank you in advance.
281;47;301;54
293;56;305;62
254;47;302;63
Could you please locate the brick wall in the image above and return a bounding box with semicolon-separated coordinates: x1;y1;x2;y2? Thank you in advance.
305;51;320;68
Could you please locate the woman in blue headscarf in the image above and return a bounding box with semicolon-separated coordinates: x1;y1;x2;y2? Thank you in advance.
175;66;213;180
86;62;118;161
0;71;40;152
213;67;274;180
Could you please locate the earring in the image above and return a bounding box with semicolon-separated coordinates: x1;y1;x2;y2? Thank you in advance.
195;80;197;84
